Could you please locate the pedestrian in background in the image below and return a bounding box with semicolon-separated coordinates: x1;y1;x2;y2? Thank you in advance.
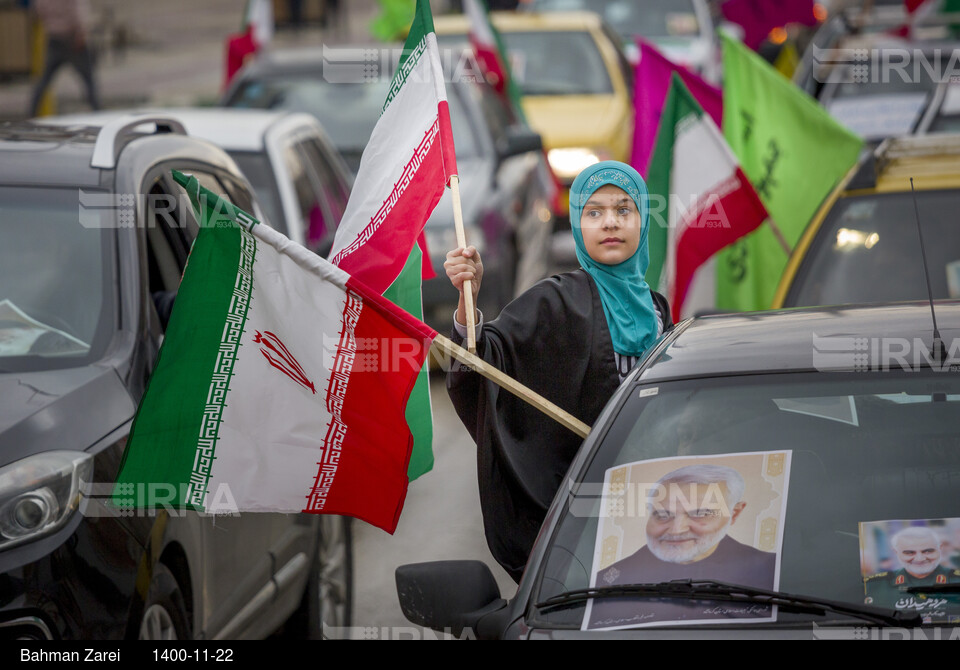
29;0;101;117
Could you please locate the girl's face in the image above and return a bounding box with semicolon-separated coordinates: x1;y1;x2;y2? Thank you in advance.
579;184;642;265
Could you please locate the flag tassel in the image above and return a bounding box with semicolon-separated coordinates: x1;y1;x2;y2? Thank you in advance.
450;174;477;353
432;334;591;438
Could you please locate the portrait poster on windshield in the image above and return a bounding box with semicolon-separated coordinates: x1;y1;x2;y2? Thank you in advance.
584;451;791;630
859;518;960;624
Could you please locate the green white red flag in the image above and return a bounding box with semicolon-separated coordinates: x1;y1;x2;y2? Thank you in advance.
464;0;527;123
112;172;437;533
328;0;457;481
646;74;768;322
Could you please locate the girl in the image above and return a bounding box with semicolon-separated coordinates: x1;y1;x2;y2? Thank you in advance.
444;161;672;582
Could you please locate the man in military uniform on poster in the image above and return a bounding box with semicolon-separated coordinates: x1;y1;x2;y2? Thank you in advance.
864;526;960;623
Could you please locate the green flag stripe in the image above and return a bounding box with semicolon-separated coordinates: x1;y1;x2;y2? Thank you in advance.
114;222;257;507
382;244;434;480
384;0;434;112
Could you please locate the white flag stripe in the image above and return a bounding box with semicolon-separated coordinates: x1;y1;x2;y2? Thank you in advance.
329;41;445;260
663;114;738;310
202;227;356;512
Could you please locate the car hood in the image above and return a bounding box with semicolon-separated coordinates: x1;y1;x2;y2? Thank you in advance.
522;95;630;153
0;365;136;465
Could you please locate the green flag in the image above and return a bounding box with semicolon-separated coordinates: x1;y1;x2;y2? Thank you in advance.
716;32;863;312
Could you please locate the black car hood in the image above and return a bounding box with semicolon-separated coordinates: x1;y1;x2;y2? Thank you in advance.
0;365;136;466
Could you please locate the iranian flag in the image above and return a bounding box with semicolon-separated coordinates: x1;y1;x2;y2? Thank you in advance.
113;173;437;533
464;0;527;121
329;0;457;481
646;74;768;322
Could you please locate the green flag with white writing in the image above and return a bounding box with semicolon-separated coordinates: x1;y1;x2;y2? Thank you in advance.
716;32;863;312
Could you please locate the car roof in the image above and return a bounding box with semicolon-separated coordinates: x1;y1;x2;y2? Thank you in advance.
0;122;102;187
41;108;323;153
638;301;960;382
432;10;604;34
846;134;960;191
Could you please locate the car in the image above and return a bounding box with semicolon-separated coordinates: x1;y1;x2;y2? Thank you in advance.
0;116;352;640
41;108;354;258
222;46;555;328
395;300;960;638
772;134;960;309
814;41;960;145
431;10;634;265
523;0;720;81
793;2;960;98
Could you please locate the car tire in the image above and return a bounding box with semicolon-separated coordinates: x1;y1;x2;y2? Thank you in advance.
282;515;354;640
138;564;190;640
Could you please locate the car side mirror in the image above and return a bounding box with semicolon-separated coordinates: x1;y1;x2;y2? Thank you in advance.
496;125;543;163
395;560;508;639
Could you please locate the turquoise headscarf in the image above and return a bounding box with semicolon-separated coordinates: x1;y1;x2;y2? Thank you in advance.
569;161;659;357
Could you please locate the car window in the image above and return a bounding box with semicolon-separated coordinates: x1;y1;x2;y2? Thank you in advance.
226;75;480;162
788;190;960;306
474;78;515;139
297;137;351;226
0;186;113;369
529;0;700;40
228;150;286;234
536;373;960;629
234;78;393;154
499;30;614;96
282;141;331;252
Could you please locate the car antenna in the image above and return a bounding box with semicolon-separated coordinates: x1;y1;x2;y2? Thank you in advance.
909;177;946;365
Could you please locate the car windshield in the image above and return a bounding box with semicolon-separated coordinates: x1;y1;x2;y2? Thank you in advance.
0;186;112;370
788;190;960;307
228;151;284;234
226;76;479;160
823;58;940;141
499;30;613;96
528;0;700;40
536;372;960;629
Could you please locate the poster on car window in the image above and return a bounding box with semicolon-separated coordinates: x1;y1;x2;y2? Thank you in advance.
859;518;960;624
584;451;791;630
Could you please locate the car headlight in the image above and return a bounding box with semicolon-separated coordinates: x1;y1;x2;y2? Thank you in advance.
0;451;93;552
547;148;604;182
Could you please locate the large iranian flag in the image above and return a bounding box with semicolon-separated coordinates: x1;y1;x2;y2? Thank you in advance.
113;173;437;533
329;0;457;481
646;74;768;322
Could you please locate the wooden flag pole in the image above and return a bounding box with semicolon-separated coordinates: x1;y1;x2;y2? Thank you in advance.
432;334;591;439
766;217;791;257
450;175;477;353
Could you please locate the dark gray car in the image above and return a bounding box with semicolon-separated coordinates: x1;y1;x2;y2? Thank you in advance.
397;302;960;638
0;118;351;640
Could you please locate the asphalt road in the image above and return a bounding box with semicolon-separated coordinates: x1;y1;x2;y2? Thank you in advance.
351;373;518;636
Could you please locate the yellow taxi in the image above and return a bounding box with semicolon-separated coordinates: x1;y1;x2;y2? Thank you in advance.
433;11;635;219
772;134;960;309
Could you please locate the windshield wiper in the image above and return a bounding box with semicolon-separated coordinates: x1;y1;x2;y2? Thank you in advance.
536;579;922;628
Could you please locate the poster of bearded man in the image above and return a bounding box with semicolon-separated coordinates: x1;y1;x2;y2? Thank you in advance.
585;451;791;630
